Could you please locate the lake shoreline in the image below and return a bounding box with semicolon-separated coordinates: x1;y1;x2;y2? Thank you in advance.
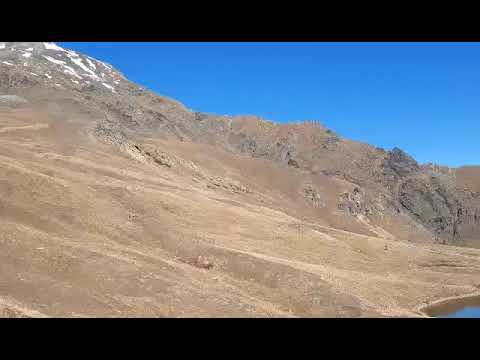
416;291;480;318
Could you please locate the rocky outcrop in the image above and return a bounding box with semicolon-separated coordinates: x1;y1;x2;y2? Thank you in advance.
338;187;367;216
381;151;480;245
381;147;420;189
143;148;176;168
303;184;324;208
207;176;251;194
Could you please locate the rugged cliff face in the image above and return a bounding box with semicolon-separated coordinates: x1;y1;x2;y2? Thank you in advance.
372;147;480;246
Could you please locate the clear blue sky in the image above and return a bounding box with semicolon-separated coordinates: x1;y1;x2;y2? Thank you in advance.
61;42;480;168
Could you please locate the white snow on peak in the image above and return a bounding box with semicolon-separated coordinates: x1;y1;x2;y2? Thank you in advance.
43;42;65;51
85;55;116;75
63;65;83;80
22;52;32;58
2;61;14;66
83;73;102;81
102;82;115;92
0;43;6;49
65;50;79;57
43;55;66;65
43;55;82;79
85;57;96;70
68;55;99;79
25;48;34;51
99;61;112;70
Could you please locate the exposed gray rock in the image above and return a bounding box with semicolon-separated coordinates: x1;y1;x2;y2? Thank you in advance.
303;185;324;208
338;187;365;216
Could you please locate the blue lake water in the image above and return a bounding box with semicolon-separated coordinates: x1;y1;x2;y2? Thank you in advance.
424;296;480;318
440;307;480;318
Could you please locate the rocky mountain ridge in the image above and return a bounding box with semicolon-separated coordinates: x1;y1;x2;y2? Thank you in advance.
1;42;480;247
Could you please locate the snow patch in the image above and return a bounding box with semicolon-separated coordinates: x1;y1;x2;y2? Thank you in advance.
44;73;52;79
44;55;83;79
85;57;96;70
102;82;115;92
29;72;39;77
86;55;114;73
71;79;80;84
63;66;83;80
65;50;79;57
22;52;32;58
68;55;99;79
43;43;65;51
43;55;66;65
99;61;113;70
2;61;14;66
83;73;102;81
0;43;6;49
25;48;33;51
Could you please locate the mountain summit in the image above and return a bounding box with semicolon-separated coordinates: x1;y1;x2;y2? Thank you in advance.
0;42;122;93
1;42;480;317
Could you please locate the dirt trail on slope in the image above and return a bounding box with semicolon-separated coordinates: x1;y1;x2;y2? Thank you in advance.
1;108;480;317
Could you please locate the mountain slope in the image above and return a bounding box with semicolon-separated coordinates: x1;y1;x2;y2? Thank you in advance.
1;42;480;317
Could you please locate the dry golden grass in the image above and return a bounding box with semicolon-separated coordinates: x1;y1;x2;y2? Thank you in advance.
1;105;480;317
